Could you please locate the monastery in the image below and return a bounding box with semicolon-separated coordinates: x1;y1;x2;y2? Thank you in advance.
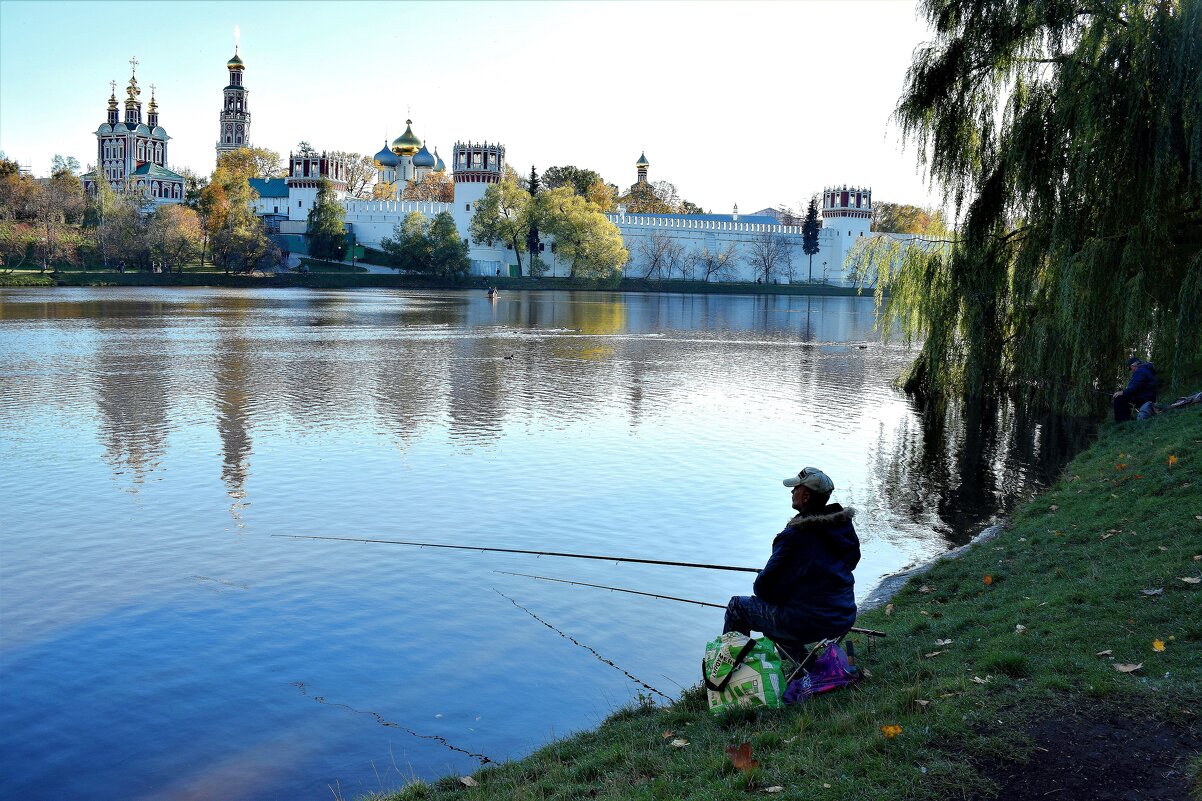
86;49;892;286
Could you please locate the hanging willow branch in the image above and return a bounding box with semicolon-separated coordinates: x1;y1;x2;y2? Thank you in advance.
857;0;1202;412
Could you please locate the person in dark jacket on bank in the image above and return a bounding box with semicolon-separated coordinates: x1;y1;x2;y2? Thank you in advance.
724;467;861;657
1112;356;1157;422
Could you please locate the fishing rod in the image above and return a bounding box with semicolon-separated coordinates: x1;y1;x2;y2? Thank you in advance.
497;570;887;638
272;534;761;573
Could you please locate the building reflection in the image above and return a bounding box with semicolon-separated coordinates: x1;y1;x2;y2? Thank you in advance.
94;339;172;491
214;318;253;526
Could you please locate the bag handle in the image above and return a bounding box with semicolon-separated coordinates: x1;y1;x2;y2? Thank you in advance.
703;637;759;693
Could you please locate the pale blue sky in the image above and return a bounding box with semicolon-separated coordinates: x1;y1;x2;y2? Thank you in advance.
0;0;939;212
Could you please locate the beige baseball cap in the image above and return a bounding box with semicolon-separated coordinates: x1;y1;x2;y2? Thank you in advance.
783;467;834;494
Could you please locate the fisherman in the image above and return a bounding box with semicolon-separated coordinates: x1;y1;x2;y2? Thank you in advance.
1112;356;1157;422
724;467;861;658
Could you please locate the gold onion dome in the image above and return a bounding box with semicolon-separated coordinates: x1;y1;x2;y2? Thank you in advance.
227;51;245;70
391;120;422;156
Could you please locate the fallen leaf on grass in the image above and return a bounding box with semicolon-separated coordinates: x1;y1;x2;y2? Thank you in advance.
1141;588;1164;596
1181;577;1202;585
880;725;903;738
1159;546;1169;552
972;676;992;684
726;742;760;771
1095;650;1113;657
460;777;478;787
983;574;993;585
918;585;934;593
1049;504;1060;512
1168;455;1178;467
916;699;931;707
823;783;832;789
1015;624;1027;634
764;787;784;794
671;738;689;748
1153;640;1166;652
935;638;954;646
885;603;894;616
861;668;873;678
1114;663;1143;673
924;650;946;658
1101;532;1117;540
662;731;675;739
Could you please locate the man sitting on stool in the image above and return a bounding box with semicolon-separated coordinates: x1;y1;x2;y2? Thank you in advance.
724;467;861;659
1112;356;1157;422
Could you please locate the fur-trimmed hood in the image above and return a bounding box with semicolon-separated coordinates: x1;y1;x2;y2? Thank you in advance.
785;505;855;530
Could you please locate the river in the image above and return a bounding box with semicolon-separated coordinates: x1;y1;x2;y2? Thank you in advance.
0;287;1090;800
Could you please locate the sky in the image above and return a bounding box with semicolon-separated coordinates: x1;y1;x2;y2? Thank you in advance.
0;0;941;213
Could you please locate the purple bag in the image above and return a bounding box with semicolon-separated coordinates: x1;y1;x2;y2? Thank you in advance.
783;641;858;704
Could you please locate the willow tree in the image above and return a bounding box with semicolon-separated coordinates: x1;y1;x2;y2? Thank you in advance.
857;0;1201;412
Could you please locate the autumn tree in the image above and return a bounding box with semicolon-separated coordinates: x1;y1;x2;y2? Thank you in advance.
536;186;627;279
305;177;347;262
801;195;821;281
858;0;1201;411
402;172;454;202
148;205;202;272
0;157;38;221
335;152;377;199
204;152;277;273
871;202;946;234
469;173;532;272
34;167;87;272
218;146;285;179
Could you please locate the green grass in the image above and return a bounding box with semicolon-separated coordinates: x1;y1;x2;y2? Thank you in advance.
369;409;1202;800
297;257;369;274
0;272;55;286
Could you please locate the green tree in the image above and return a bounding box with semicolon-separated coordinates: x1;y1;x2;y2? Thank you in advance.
536;186;628;279
542;165;604;197
429;211;471;279
205;152;277;273
306;177;347;262
51;154;81;176
527;166;541;262
34;167;86;272
381;211;432;273
148;205;202;273
469;173;532;272
801;195;821;282
860;0;1202;411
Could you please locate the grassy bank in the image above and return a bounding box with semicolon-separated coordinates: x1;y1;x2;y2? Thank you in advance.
20;268;867;296
374;408;1201;800
0;272;55;287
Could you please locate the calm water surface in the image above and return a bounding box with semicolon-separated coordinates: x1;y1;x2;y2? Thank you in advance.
0;288;1088;800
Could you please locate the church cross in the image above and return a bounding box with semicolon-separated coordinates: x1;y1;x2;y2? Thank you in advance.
129;56;138;75
150;83;157;96
110;80;117;95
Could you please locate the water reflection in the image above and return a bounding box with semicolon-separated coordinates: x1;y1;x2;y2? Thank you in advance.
1;287;1100;801
870;396;1095;545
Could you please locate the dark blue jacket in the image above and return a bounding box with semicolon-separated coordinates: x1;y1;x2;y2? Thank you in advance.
753;504;860;635
1122;362;1158;406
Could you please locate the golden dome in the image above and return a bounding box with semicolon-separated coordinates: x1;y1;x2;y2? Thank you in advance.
390;119;422;156
227;52;245;70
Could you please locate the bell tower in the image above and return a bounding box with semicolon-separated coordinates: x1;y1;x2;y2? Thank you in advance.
216;39;251;157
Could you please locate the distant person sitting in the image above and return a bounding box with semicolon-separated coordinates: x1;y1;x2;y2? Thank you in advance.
724;467;861;658
1112;356;1157;422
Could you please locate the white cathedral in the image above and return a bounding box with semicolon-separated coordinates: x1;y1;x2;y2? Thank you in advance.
88;47;893;286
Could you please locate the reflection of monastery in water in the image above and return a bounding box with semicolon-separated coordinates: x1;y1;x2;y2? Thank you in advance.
86;47;917;285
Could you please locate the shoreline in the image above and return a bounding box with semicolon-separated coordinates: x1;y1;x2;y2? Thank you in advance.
371;408;1201;801
1;269;872;297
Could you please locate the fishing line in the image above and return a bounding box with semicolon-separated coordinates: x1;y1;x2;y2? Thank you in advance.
290;682;494;765
492;589;672;703
272;533;760;573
